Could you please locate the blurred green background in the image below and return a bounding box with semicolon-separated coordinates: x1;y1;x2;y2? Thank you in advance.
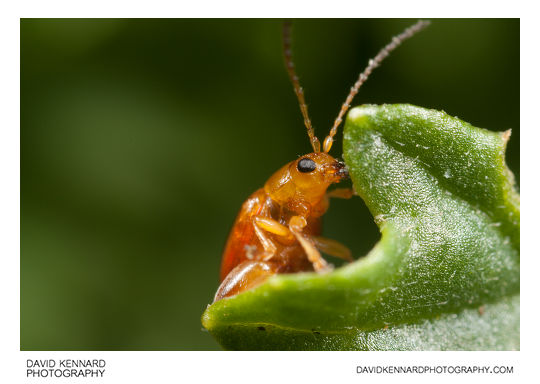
21;19;519;350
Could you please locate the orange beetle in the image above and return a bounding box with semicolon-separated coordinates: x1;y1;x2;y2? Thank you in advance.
214;20;430;302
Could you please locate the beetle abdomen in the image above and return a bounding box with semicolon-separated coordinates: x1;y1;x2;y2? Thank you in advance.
219;189;270;281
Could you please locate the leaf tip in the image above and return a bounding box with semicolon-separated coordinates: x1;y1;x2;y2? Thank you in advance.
201;301;224;332
346;105;376;125
501;129;512;144
201;308;212;331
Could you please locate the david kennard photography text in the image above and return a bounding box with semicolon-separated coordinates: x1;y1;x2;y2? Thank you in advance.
26;359;106;378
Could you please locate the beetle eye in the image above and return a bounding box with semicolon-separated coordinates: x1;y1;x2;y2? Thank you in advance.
297;158;317;173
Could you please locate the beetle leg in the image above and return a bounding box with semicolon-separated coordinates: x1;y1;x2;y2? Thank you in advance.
312;236;353;261
326;187;354;199
253;216;295;261
214;260;278;302
288;216;331;272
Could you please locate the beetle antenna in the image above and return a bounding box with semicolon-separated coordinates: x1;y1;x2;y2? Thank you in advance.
283;21;321;153
323;20;431;153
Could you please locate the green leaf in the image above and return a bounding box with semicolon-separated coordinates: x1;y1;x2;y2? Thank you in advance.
201;104;520;350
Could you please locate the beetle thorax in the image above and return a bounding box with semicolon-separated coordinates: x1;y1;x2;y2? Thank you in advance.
263;152;347;216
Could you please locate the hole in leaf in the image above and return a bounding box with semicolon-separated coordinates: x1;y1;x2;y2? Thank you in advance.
322;189;380;266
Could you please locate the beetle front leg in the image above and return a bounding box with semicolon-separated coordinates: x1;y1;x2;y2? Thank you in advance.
326;187;354;199
253;216;295;261
288;216;331;272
